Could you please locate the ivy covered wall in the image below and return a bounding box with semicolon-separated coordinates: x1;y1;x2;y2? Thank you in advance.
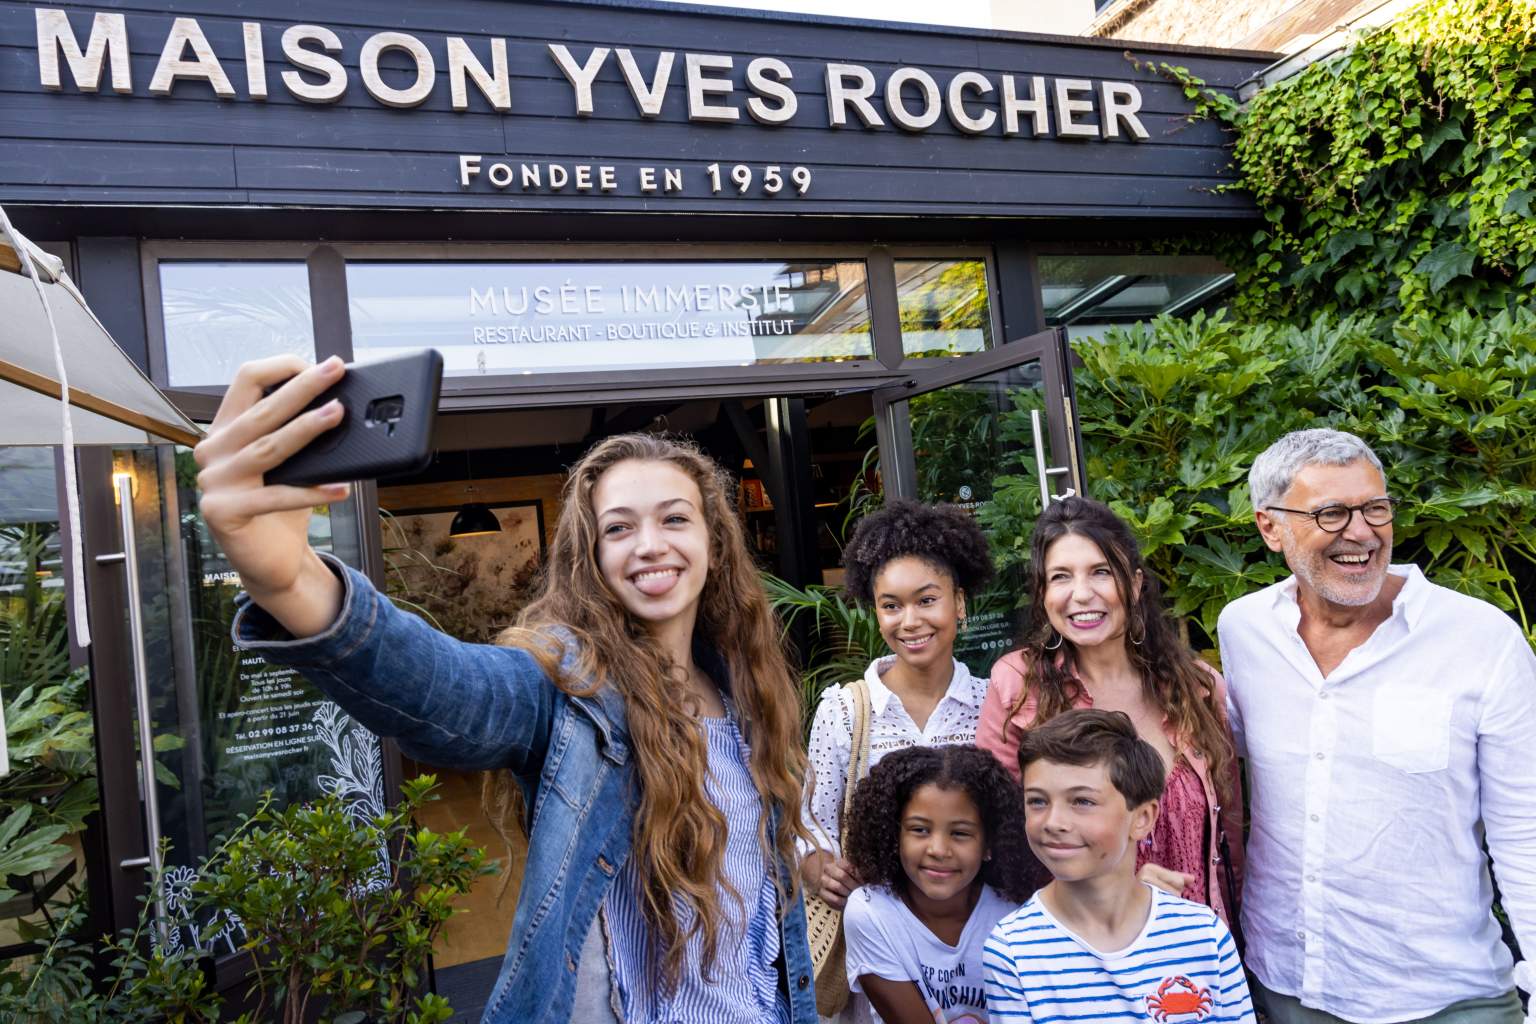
1189;0;1534;320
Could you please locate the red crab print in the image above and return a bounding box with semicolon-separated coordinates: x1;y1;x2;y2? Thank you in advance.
1145;975;1215;1022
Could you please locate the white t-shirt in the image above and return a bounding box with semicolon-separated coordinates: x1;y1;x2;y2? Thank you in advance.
844;884;1016;1024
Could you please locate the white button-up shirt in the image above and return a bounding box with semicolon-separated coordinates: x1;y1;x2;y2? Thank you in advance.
802;656;986;857
1218;565;1536;1023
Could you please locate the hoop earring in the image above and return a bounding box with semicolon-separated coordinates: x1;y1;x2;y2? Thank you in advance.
958;617;968;634
1043;630;1063;651
1129;612;1147;647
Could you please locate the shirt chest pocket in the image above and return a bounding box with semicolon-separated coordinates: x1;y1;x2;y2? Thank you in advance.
1371;686;1452;773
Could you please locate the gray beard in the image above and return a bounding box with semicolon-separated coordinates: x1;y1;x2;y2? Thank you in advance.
1284;535;1392;607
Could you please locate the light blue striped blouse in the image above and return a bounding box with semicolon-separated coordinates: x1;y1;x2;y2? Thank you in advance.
604;705;791;1024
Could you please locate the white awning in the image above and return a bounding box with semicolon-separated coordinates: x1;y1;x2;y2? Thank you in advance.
0;219;201;447
1;205;205;648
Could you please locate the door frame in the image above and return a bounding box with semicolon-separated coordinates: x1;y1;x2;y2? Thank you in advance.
871;327;1085;502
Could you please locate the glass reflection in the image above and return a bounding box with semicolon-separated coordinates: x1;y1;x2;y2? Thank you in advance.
901;363;1046;675
160;262;314;387
896;259;994;358
1039;254;1233;341
0;447;94;977
346;260;873;376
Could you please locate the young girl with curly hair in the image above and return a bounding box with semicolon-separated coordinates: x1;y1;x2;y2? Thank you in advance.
976;495;1244;926
801;500;996;916
841;745;1034;1024
194;356;817;1024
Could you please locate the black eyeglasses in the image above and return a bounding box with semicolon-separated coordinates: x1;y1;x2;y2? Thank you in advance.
1264;498;1399;533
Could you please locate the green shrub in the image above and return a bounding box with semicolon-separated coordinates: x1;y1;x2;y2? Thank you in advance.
197;775;492;1024
764;574;885;733
0;777;492;1023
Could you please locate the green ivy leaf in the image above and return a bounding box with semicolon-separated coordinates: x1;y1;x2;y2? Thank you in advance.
1414;242;1476;292
1420;119;1465;161
1325;229;1375;262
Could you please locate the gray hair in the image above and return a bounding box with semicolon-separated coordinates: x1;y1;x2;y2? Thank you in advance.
1248;429;1385;511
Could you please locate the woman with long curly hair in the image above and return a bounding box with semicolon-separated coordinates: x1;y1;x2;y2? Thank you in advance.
194;356;816;1024
840;745;1033;1024
976;495;1245;926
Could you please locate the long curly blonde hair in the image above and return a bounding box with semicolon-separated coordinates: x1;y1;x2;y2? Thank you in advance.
488;433;810;987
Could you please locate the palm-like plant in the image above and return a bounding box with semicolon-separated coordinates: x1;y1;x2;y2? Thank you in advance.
762;574;885;734
0;524;95;835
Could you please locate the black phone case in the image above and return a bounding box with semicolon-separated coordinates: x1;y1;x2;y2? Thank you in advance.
264;350;443;487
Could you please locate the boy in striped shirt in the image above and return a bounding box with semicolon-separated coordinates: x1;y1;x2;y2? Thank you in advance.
983;709;1254;1022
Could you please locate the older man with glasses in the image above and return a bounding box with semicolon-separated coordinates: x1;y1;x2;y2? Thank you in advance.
1217;428;1534;1024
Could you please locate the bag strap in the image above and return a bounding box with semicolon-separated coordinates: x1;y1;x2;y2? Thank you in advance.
1218;826;1247;956
839;680;873;830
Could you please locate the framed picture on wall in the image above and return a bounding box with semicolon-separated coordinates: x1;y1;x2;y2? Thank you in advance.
381;500;546;643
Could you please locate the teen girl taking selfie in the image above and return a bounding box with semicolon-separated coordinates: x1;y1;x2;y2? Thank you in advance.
195;356;818;1024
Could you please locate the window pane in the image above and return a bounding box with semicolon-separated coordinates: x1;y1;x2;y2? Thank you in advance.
160;262;315;387
900;362;1044;674
896;259;994;358
346;260;872;377
1039;254;1233;339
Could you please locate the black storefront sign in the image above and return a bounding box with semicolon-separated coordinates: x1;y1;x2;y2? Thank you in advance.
0;0;1265;219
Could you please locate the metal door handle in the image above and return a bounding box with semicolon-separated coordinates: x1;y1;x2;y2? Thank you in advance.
101;473;168;942
1030;410;1077;509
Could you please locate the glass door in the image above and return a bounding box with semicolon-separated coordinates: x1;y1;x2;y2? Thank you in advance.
0;447;98;998
872;328;1084;675
80;444;392;990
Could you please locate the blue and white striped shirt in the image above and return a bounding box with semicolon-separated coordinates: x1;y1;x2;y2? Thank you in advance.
982;885;1255;1023
605;706;790;1024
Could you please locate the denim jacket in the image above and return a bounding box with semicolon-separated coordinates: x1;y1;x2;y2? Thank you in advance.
232;555;818;1024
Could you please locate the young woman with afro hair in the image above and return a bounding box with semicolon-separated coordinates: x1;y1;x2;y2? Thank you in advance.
800;499;995;926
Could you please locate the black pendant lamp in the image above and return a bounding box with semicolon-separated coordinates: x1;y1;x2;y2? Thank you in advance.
449;502;501;538
448;450;501;539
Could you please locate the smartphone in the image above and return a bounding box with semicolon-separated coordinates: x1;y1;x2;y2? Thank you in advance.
264;350;443;487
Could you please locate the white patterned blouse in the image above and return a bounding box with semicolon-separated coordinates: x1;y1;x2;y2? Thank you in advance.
801;656;988;858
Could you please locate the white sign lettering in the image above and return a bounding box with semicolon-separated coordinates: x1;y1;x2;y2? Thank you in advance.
32;8;1150;142
347;261;872;376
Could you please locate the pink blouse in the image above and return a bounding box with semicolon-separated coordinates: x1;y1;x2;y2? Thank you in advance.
1136;757;1209;904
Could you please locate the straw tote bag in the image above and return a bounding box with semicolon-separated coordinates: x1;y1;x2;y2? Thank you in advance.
806;678;872;1018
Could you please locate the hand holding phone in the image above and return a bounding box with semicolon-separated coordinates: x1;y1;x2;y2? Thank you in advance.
264;350;441;486
194;351;440;638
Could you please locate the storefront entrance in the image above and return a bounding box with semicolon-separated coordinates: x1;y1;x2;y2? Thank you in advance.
73;321;1081;1013
378;331;1082;1016
0;0;1270;1010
